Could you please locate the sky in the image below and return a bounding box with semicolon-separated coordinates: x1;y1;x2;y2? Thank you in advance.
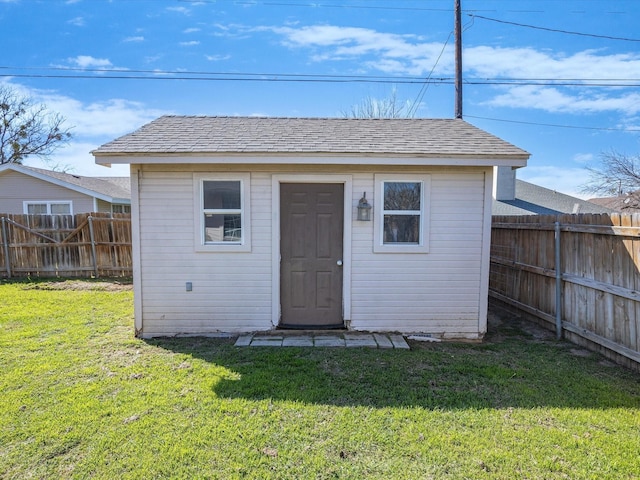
1;0;639;198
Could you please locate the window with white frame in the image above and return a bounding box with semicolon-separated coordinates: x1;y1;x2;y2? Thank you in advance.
194;173;251;252
24;201;72;215
373;174;430;253
112;204;131;214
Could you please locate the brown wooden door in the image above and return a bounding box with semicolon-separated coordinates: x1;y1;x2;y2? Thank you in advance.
280;183;344;328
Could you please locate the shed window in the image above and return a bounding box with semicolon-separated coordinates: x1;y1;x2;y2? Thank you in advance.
24;201;72;215
203;181;242;243
374;174;430;253
194;173;251;252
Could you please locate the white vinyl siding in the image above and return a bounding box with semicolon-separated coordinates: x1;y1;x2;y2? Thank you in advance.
350;170;488;336
134;164;491;339
137;169;270;336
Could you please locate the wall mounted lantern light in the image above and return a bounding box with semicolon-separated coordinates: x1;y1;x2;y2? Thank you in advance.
357;192;372;221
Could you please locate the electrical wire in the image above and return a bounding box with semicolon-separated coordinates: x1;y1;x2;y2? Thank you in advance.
469;14;640;42
466;115;640;132
2;67;638;87
407;31;453;117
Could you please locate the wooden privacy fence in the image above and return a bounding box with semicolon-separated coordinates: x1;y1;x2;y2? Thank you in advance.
490;213;640;370
0;213;132;278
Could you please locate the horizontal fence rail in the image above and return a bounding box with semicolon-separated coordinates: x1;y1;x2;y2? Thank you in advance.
0;213;132;278
490;213;640;370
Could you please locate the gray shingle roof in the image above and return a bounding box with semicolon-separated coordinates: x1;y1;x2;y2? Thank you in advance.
493;180;614;216
588;192;640;212
92;116;530;158
23;166;130;201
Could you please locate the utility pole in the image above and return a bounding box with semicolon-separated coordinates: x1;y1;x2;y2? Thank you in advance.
454;0;463;119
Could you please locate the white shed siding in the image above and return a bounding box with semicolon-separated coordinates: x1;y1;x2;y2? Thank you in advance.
137;169;272;336
0;170;95;213
350;170;487;335
135;165;491;338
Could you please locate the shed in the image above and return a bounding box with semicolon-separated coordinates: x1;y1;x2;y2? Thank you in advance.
93;116;529;339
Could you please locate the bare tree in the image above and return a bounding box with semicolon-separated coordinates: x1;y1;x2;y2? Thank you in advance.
0;85;72;165
342;89;413;119
582;150;640;196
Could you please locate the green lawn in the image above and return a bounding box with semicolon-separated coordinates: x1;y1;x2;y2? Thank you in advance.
1;280;639;479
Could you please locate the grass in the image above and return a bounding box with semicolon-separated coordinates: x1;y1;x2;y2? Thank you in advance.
1;279;639;479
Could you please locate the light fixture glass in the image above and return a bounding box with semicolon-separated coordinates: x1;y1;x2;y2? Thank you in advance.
357;192;372;221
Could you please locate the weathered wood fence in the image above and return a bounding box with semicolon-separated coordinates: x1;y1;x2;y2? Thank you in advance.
0;213;132;278
490;213;640;370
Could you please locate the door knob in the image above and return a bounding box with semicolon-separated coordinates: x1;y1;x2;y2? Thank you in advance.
336;260;343;266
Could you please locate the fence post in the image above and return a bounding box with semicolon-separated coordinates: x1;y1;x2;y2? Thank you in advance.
1;217;11;278
554;221;562;340
88;216;99;278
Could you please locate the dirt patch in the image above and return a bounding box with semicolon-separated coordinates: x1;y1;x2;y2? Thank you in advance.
21;279;133;292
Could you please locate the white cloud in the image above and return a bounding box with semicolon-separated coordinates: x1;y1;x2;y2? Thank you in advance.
180;41;200;47
68;16;85;27
69;55;113;69
257;24;640;117
267;25;449;75
573;153;594;164
262;24;640;83
40;94;165;138
2;81;167;177
167;6;190;15
465;47;640;82
23;142;131;177
484;86;640;115
124;36;145;43
205;54;231;61
184;28;201;34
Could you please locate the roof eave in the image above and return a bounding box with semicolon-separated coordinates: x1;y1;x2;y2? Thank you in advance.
94;152;529;168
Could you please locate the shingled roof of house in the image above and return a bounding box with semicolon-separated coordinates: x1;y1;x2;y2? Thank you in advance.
493;179;614;216
22;166;130;200
92;116;530;159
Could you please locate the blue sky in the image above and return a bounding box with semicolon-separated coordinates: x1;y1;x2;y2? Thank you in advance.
1;0;639;198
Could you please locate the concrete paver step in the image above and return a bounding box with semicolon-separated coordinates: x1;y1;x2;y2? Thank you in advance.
234;332;410;349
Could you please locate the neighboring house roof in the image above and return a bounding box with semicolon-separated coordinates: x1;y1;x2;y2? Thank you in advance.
493;179;614;216
92;116;530;165
588;192;640;212
0;164;131;204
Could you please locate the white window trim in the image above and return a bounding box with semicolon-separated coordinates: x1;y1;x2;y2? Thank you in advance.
23;201;73;215
193;172;251;252
373;174;431;254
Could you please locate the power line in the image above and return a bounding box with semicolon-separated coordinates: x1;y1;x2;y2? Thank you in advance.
466;115;640;133
180;0;485;12
3;73;639;87
469;14;640;42
408;31;453;117
2;67;639;87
